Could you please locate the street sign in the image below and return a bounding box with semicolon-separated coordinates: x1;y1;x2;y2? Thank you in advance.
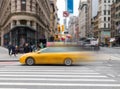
63;11;69;17
67;0;73;13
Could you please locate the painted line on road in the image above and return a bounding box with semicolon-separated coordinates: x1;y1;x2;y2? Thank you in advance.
0;82;120;87
107;74;116;78
0;88;26;89
0;74;108;78
0;69;95;72
0;72;100;75
0;78;115;82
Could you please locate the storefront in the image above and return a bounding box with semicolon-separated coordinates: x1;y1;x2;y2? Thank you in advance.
4;26;36;47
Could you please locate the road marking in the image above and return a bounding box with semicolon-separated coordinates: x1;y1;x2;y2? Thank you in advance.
0;72;100;75
0;78;115;82
0;88;26;89
0;69;95;72
0;74;108;78
107;74;115;77
0;82;120;87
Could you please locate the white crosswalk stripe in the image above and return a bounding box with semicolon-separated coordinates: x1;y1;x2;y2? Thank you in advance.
0;66;120;89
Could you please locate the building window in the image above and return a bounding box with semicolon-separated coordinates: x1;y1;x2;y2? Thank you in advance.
104;0;106;3
104;23;106;28
30;21;33;26
108;23;110;28
108;17;110;21
30;0;32;11
108;0;110;3
108;10;110;15
104;17;106;21
15;0;17;11
21;0;26;11
36;3;38;14
104;10;106;15
20;20;27;25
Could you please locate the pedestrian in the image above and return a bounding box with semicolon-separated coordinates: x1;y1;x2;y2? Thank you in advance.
40;42;44;49
24;43;30;53
7;43;12;55
11;45;16;56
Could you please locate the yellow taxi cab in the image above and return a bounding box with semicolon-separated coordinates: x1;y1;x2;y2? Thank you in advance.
19;47;93;66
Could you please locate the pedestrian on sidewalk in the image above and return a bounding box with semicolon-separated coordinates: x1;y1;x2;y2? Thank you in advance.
11;45;16;56
7;43;12;55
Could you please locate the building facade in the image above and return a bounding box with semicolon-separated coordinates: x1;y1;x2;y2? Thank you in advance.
115;0;120;46
86;0;92;37
98;0;113;44
78;1;87;38
111;1;116;38
68;16;78;42
0;0;54;47
49;0;58;41
93;12;99;38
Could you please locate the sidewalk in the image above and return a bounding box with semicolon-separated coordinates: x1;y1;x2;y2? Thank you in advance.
0;46;23;62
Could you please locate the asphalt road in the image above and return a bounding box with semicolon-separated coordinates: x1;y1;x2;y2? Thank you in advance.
0;60;120;89
0;46;120;89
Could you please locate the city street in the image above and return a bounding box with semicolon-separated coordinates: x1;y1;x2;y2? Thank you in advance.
0;46;120;89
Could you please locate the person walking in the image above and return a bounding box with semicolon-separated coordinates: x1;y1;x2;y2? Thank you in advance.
11;45;16;56
7;43;12;55
24;43;30;53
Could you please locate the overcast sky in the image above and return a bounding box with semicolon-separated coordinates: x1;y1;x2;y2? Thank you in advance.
57;0;81;24
57;0;98;24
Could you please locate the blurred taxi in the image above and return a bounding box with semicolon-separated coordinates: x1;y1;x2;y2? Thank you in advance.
19;47;93;66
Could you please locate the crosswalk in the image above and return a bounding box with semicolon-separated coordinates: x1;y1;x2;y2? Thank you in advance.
0;65;120;89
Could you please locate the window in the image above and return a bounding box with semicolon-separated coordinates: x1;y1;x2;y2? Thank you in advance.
108;23;110;28
21;0;26;11
30;21;33;26
20;20;27;25
104;10;106;15
104;23;106;28
108;10;110;15
104;17;106;21
30;0;32;11
15;0;17;11
108;0;110;3
108;17;110;21
104;0;106;3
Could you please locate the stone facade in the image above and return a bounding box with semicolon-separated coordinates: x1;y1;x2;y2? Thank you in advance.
0;0;55;47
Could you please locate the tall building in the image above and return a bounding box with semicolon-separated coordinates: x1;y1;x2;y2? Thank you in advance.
92;12;99;38
86;0;92;37
0;0;56;47
78;1;87;38
115;0;120;46
49;0;58;41
98;0;113;44
111;1;116;38
68;16;78;42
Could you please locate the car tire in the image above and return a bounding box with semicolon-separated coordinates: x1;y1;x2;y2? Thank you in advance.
26;57;35;66
64;58;72;66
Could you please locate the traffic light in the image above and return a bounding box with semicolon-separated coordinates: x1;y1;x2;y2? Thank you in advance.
58;25;61;33
61;25;65;32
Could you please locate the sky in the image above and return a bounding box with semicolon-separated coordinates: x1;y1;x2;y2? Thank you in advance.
57;0;98;24
57;0;81;25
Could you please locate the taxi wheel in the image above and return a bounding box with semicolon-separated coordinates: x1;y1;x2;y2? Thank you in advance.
64;58;72;66
26;57;35;66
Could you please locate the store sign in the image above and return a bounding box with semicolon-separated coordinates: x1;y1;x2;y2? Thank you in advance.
67;0;73;13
